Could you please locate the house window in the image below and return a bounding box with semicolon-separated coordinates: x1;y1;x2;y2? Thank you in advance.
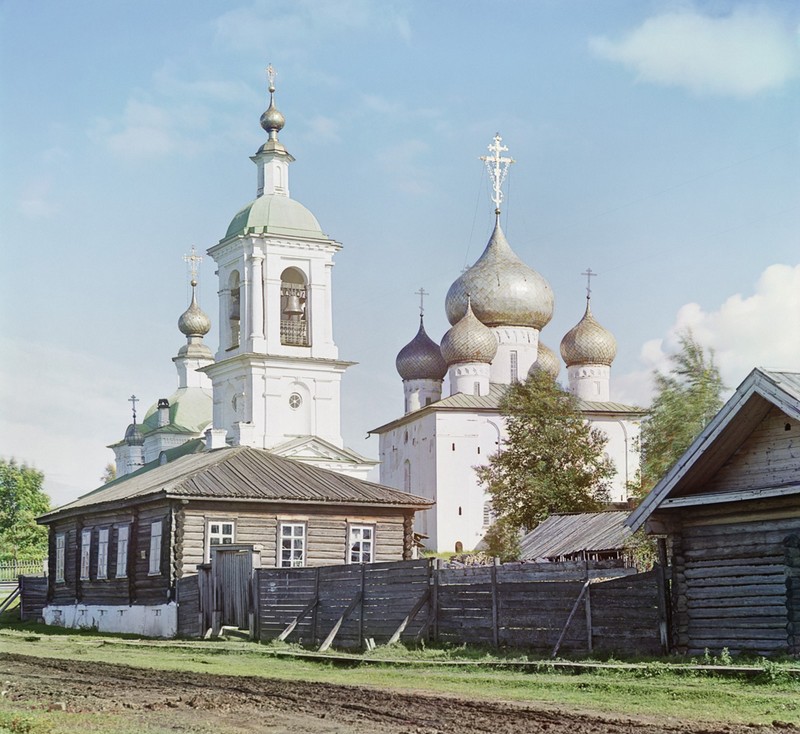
149;520;163;575
55;533;65;583
510;350;518;382
208;520;235;560
80;529;91;580
349;525;374;564
97;528;109;580
279;523;306;567
116;525;129;579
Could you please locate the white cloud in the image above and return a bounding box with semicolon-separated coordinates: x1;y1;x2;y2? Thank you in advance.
590;7;800;97
375;139;432;195
616;263;800;405
91;99;181;159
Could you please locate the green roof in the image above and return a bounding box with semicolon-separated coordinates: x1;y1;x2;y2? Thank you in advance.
225;194;327;240
141;387;212;436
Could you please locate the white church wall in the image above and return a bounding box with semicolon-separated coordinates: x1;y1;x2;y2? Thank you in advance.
587;415;641;503
489;326;540;384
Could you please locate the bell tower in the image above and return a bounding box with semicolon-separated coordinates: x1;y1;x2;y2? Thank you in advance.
202;67;352;454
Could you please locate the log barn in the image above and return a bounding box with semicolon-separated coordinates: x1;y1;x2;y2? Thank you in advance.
628;368;800;656
37;440;431;636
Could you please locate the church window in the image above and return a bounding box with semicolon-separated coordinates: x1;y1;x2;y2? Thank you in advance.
473;382;480;395
96;528;109;580
288;392;303;410
80;529;91;580
510;351;518;382
458;506;462;516
207;520;235;560
425;397;432;406
148;520;162;575
116;526;129;578
455;541;463;553
279;522;306;567
348;525;374;564
280;267;309;346
228;271;241;349
403;430;408;444
55;533;65;583
451;443;456;451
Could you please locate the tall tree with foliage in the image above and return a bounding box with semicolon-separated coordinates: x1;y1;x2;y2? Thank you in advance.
477;370;614;532
0;459;50;561
636;330;725;498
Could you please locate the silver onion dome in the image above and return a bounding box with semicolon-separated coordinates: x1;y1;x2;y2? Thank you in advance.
396;317;447;381
178;287;212;337
560;302;617;367
260;70;285;139
124;422;144;447
528;341;560;379
440;299;498;366
445;221;554;329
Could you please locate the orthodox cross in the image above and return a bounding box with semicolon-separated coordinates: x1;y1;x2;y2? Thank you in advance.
267;63;276;92
480;133;514;213
184;245;202;287
128;394;139;423
415;287;429;317
581;267;597;300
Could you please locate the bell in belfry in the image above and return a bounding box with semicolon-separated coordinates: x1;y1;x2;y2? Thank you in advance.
283;293;303;321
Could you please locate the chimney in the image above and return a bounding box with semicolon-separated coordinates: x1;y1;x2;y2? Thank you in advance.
205;428;228;450
157;398;170;427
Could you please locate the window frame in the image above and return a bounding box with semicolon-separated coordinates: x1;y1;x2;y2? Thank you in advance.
278;522;306;568
79;529;91;581
55;532;65;583
206;519;236;561
348;524;375;565
148;520;163;576
96;527;109;580
116;525;129;579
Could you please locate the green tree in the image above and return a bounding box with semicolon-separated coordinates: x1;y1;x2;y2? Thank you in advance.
0;459;50;562
101;463;117;484
477;370;614;533
482;516;522;562
636;329;725;498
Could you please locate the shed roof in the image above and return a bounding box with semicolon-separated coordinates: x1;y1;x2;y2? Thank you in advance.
627;368;800;533
40;444;431;522
519;511;630;561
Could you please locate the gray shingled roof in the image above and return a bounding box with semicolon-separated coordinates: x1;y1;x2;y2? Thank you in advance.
40;445;431;522
519;511;631;561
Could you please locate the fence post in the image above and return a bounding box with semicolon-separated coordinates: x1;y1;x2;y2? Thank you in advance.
359;563;366;650
584;562;593;654
311;566;321;646
431;558;441;644
655;537;672;654
490;558;500;648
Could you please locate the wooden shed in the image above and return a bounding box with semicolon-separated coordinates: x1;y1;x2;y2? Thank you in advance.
36;441;431;636
628;368;800;656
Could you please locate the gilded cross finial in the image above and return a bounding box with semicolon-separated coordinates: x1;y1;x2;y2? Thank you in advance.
128;394;139;423
415;287;429;317
267;63;276;93
581;267;597;301
480;133;514;214
184;245;202;288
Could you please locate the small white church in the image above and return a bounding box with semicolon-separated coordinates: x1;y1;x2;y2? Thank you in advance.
110;71;643;556
371;136;645;553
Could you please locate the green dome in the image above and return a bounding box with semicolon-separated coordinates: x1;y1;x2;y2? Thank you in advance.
225;194;326;240
142;387;213;436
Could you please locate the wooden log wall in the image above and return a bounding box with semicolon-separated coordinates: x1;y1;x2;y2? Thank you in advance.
672;500;800;656
249;559;659;656
19;576;47;622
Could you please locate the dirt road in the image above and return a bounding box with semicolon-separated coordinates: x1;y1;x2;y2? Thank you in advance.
0;652;792;733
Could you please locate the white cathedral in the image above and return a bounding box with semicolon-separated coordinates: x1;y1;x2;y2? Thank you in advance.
110;71;644;554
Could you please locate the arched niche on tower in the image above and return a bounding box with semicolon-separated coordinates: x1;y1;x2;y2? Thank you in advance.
228;270;241;350
280;267;309;346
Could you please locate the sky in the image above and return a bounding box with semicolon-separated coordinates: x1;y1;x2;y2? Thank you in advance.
1;0;798;507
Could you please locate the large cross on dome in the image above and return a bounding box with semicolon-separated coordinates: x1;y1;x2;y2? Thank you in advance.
128;394;139;423
582;267;597;300
480;133;515;213
184;246;202;287
415;287;429;317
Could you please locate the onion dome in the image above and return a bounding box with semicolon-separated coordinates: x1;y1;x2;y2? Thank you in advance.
560;301;617;367
440;298;498;366
178;284;211;337
396;316;447;381
124;422;144;447
260;72;285;140
445;220;554;329
528;341;560;378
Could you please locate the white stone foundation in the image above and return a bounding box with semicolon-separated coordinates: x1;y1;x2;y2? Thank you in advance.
42;602;178;638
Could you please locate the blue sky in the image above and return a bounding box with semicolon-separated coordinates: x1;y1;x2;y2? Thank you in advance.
1;0;798;505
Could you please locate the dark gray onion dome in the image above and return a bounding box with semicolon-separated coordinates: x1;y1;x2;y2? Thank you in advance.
124;422;144;447
527;341;560;379
440;299;498;366
560;302;617;367
396;316;447;381
445;221;554;329
178;288;211;337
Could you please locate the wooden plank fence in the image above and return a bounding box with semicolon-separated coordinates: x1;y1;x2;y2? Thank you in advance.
243;558;663;656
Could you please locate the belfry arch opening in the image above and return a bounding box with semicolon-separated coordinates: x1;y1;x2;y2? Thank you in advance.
280;267;309;346
228;270;240;349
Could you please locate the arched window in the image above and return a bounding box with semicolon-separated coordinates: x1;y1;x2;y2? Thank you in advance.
280;267;309;346
228;270;240;349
